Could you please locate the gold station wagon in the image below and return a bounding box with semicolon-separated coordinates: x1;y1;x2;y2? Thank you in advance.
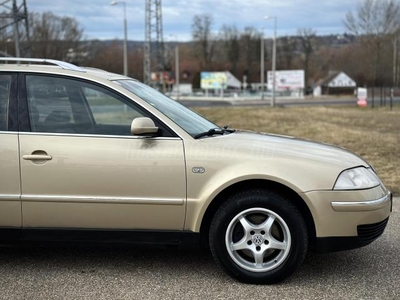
0;58;392;284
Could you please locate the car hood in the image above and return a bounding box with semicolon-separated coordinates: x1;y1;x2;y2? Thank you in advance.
208;130;367;168
185;130;369;192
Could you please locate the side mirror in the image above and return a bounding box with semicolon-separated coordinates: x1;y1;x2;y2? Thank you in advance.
131;117;159;135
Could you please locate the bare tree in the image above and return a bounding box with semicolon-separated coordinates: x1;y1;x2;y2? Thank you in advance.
278;36;296;70
219;24;240;75
298;28;317;88
345;0;399;36
239;26;262;83
191;14;214;69
29;12;83;60
344;0;400;89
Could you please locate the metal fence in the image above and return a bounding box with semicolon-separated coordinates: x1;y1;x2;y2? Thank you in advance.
166;88;305;99
367;87;400;108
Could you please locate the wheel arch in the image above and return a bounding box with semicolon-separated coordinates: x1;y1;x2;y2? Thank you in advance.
199;179;317;250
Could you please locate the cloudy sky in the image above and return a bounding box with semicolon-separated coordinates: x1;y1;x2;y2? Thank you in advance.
27;0;359;41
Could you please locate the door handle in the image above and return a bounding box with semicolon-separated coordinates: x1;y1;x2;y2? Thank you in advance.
23;154;52;161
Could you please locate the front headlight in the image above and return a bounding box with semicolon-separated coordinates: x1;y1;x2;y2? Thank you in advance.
334;167;381;190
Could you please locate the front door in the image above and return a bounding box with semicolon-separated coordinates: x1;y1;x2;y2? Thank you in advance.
19;74;186;231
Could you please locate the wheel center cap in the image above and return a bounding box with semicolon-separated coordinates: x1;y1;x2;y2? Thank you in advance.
252;234;264;246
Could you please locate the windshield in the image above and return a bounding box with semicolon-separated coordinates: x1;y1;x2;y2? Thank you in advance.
115;79;219;137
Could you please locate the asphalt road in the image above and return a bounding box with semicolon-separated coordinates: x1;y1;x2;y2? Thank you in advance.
177;97;400;108
0;198;398;300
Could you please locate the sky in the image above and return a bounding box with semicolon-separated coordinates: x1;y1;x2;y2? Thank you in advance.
26;0;360;41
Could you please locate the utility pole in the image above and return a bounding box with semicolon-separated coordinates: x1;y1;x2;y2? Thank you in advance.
12;0;20;57
260;29;264;101
175;44;179;100
393;36;398;88
110;1;128;76
265;16;277;107
144;0;165;86
271;18;277;107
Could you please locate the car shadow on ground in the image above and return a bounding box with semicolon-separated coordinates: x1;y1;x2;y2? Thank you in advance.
0;241;388;285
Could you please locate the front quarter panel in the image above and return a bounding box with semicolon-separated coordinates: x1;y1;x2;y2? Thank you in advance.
183;136;357;232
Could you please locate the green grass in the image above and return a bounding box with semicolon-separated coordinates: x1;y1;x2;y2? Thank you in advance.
194;106;400;195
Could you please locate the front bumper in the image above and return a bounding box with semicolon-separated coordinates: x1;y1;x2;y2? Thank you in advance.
315;217;389;253
331;192;392;212
302;185;391;252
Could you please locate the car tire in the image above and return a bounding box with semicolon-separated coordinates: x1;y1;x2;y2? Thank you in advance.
209;189;308;284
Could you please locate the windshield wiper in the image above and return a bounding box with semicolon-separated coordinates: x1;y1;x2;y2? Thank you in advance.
223;125;236;133
194;128;225;139
194;126;237;139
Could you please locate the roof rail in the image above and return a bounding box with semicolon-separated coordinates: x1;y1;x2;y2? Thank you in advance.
0;57;85;72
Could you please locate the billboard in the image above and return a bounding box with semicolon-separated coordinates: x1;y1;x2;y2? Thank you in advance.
201;72;227;89
267;70;305;90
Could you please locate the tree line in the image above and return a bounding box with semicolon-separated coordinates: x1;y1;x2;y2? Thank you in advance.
1;0;399;89
191;0;400;89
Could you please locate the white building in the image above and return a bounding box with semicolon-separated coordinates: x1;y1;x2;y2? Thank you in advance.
314;71;357;96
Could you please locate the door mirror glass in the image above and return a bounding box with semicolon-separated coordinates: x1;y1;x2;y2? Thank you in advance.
131;117;159;135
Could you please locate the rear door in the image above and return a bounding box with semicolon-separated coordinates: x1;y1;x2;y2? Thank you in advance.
0;73;21;235
18;74;186;235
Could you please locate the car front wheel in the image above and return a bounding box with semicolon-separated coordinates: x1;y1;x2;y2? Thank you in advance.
209;189;308;284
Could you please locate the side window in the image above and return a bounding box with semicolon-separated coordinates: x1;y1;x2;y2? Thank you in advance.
82;87;143;126
27;76;75;133
26;75;148;136
0;75;11;131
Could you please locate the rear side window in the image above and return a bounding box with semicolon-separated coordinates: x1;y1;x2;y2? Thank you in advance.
0;75;11;131
26;76;75;132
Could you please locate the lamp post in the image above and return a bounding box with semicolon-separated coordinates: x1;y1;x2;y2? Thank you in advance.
175;44;180;100
169;34;180;100
265;16;277;107
260;28;265;100
110;1;128;76
393;36;398;88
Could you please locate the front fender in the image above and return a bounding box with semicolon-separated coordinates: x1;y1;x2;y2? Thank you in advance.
184;162;312;232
